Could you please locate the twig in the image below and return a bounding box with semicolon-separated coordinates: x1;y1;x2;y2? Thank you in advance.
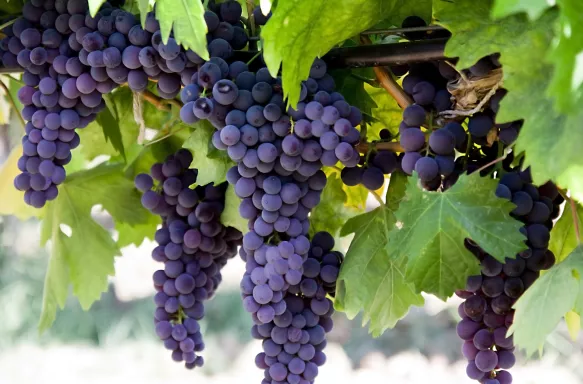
246;0;257;50
133;92;146;145
0;18;17;32
246;50;262;65
475;150;508;174
360;36;413;109
0;79;24;128
570;197;581;244
142;89;182;111
357;141;404;153
144;124;187;146
370;189;385;205
445;60;468;83
439;80;501;118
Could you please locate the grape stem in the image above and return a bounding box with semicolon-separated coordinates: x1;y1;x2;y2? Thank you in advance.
245;0;258;50
0;79;24;128
359;36;413;109
142;89;181;111
357;141;404;154
569;197;581;244
370;189;384;206
475;148;508;174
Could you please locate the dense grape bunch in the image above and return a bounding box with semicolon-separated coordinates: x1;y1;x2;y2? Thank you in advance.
456;172;561;384
341;129;400;190
135;149;243;368
243;232;341;384
12;0;247;208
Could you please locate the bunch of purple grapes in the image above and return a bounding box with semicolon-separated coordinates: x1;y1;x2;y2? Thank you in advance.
396;62;466;190
456;171;562;384
242;231;341;384
11;0;248;208
340;131;399;190
176;53;361;381
135;148;243;368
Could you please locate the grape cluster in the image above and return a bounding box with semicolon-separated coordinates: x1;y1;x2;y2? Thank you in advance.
135;148;243;368
12;0;248;208
242;231;341;384
456;171;562;384
397;63;466;190
340;129;399;190
176;50;360;380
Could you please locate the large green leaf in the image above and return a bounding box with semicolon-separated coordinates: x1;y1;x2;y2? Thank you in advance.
388;173;526;299
366;83;403;140
309;172;366;239
38;164;146;332
330;69;377;116
545;1;583;114
88;0;107;16
336;172;424;336
261;0;401;108
493;0;583;115
549;200;583;263
78;88;139;160
491;0;551;19
510;246;583;356
220;184;249;234
156;0;209;61
183;120;233;186
435;1;583;204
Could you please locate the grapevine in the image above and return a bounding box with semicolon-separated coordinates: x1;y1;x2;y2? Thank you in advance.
0;1;582;383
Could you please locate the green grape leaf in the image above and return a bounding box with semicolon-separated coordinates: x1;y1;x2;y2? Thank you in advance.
156;0;209;61
0;0;24;15
491;0;551;19
545;1;583;114
88;0;107;16
336;172;424;336
183;120;233;186
261;0;402;108
510;246;583;356
220;184;248;234
116;211;161;248
366;83;403;140
38;164;145;332
435;1;583;207
309;172;366;238
137;0;151;26
97;96;126;159
78;88;139;160
330;69;377;116
371;0;433;28
389;173;526;299
549;200;583;263
0;145;42;220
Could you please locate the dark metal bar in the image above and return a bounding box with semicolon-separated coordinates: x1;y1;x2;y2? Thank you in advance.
360;25;447;35
323;39;449;69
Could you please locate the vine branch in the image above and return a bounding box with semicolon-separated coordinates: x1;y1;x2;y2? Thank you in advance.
142;89;182;111
0;79;24;128
360;36;413;109
570;197;581;245
475;149;508;174
357;141;404;154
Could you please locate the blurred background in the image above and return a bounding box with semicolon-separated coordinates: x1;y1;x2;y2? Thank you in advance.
0;77;582;384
